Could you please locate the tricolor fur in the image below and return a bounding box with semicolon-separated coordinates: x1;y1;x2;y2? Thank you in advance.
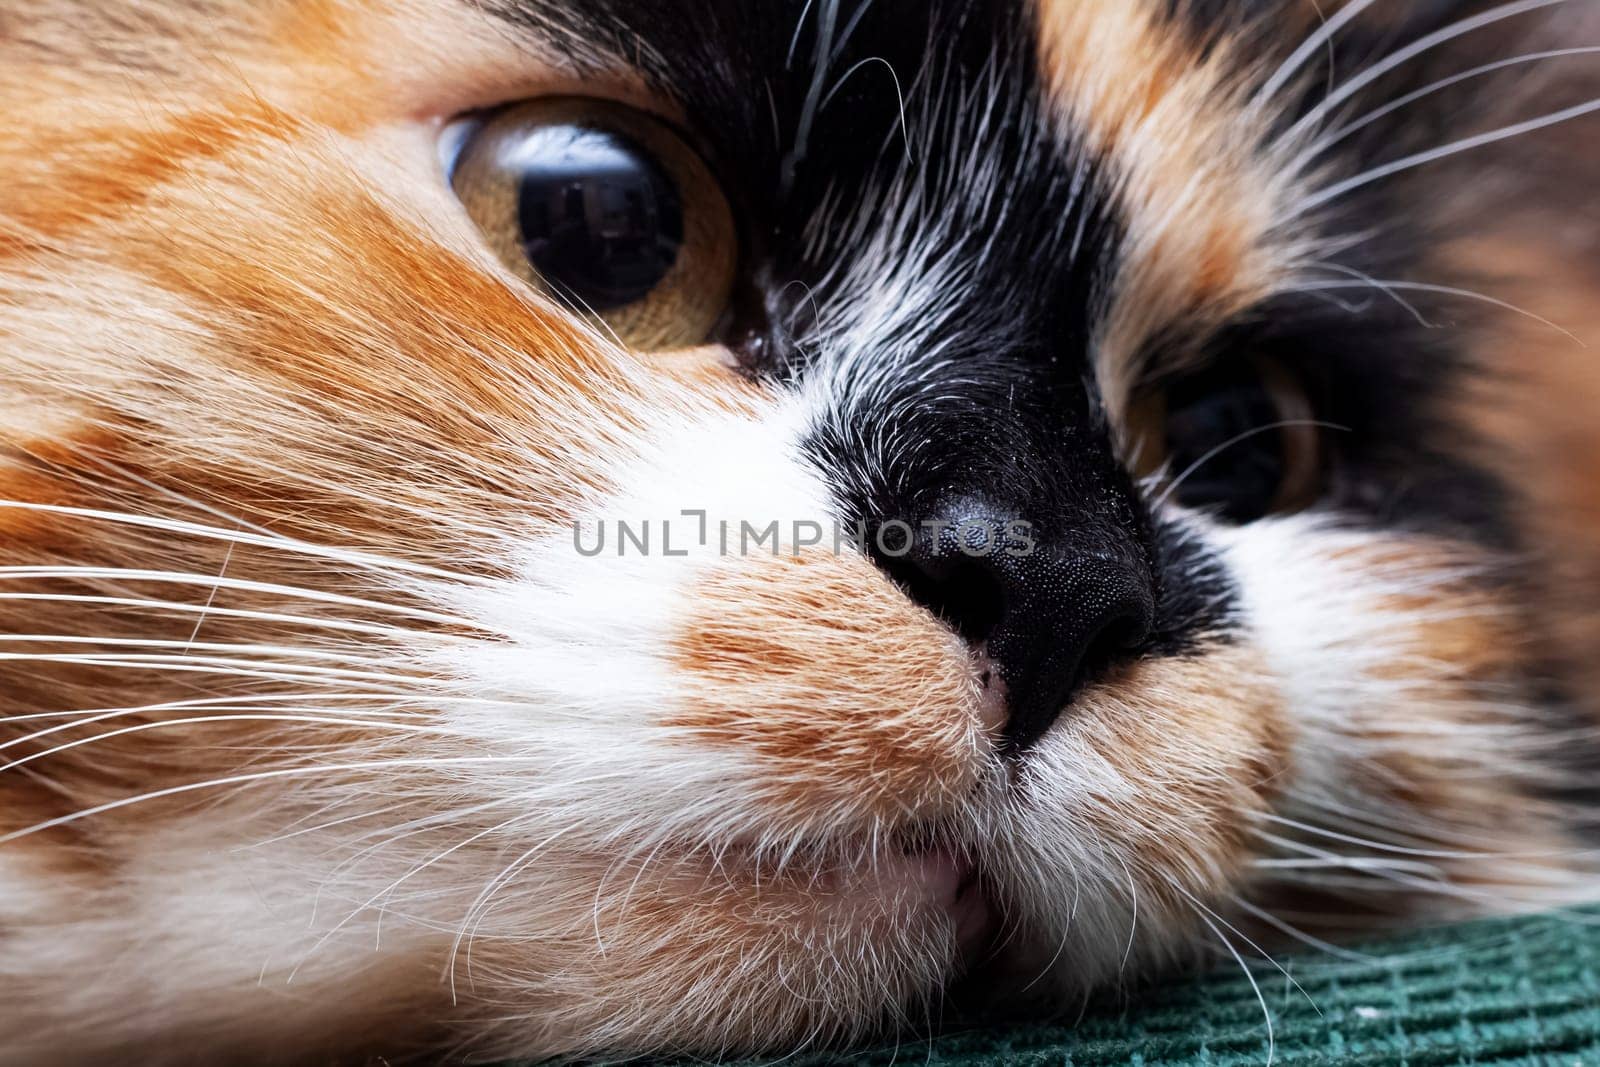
3;0;1600;1062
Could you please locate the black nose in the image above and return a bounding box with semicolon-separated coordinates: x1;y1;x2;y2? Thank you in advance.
876;499;1155;753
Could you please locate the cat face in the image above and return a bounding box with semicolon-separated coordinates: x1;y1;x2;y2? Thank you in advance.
3;0;1599;1061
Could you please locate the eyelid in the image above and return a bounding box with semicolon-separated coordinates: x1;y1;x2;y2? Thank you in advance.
437;73;686;143
438;93;718;188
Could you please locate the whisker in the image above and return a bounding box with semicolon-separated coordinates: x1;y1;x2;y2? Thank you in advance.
1252;856;1448;876
185;538;235;651
0;499;488;584
1297;261;1433;325
1169;879;1317;1012
1255;831;1450;877
1181;896;1277;1065
1152;420;1350;510
1300;46;1600;165
0;634;411;661
1249;831;1595;912
1286;280;1583;342
0;714;468;776
0;593;440;640
0;756;558;846
450;825;578;1001
1282;0;1575;149
1256;811;1600;862
0;691;501;726
1253;0;1383;110
0;566;481;628
2;699;433;756
238;802;410;850
1295;95;1600;216
1226;894;1374;963
1294;789;1600;846
0;651;428;687
298;810;532;979
1116;850;1139;974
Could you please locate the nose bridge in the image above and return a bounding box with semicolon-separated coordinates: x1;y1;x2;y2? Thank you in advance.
818;337;1163;746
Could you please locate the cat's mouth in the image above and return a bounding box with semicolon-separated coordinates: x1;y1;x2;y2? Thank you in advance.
683;835;999;966
889;843;997;964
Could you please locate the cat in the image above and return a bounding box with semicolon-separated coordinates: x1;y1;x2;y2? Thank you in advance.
3;0;1600;1062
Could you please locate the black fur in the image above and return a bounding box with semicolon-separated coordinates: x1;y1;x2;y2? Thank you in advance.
484;0;1521;672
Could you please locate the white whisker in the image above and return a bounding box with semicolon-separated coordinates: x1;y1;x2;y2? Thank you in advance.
1295;95;1600;215
238;803;410;850
1298;261;1433;325
1283;0;1575;149
1301;46;1600;165
0;592;439;639
450;825;578;1001
299;811;532;978
0;691;500;726
0;651;426;686
0;714;465;776
1253;0;1384;111
0;499;488;584
0;566;480;628
1227;894;1374;963
1256;811;1600;862
2;699;432;756
1182;898;1276;1065
0;756;556;846
0;634;404;661
1288;280;1584;342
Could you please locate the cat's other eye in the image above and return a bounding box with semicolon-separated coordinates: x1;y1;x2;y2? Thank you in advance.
1133;359;1323;523
448;98;736;350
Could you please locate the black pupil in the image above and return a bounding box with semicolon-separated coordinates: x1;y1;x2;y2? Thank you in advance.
1164;366;1286;523
512;125;684;312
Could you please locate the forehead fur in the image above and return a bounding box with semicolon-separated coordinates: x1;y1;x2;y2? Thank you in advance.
1034;0;1307;420
475;0;1329;444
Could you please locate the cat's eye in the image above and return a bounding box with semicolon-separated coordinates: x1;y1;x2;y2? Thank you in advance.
1132;359;1322;523
448;98;737;350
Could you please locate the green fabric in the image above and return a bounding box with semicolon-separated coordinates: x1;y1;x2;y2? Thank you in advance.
669;908;1600;1066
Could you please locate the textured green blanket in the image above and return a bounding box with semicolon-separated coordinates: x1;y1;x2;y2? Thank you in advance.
675;908;1600;1066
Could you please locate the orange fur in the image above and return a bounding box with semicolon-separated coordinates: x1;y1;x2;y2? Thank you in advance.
1033;0;1302;421
2;0;1597;1061
670;549;989;828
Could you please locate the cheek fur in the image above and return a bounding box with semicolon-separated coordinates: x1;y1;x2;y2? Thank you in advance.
1217;515;1588;922
435;393;992;851
454;849;961;1059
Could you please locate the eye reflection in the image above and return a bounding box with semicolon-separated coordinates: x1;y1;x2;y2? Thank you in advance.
506;126;685;313
448;98;736;351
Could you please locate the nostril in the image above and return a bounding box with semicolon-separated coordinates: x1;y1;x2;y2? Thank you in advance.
972;650;1009;734
1072;605;1153;692
993;576;1156;755
861;501;1156;755
874;551;1007;647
